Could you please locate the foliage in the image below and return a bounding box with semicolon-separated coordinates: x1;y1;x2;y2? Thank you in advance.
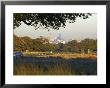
80;39;97;50
14;13;92;30
14;35;97;53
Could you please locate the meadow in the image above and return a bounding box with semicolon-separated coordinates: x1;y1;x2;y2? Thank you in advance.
14;52;97;75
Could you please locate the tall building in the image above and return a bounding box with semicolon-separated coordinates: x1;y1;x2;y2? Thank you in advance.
49;34;66;44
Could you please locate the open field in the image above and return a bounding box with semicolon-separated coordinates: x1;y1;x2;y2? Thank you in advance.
23;52;97;59
14;52;97;75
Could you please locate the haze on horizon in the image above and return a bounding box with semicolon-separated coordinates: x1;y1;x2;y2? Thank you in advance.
14;13;97;42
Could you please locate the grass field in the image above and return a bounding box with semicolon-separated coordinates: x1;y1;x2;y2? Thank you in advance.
14;52;97;75
23;52;97;59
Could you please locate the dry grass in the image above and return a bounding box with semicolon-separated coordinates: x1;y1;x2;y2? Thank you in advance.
14;63;74;75
14;52;97;75
49;53;96;59
23;52;97;59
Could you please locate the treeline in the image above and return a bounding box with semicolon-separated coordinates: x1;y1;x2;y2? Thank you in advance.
14;35;97;53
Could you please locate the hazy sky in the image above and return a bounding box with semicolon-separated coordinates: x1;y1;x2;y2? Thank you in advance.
14;14;97;42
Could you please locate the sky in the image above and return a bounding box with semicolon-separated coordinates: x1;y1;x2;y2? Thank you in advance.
14;13;97;42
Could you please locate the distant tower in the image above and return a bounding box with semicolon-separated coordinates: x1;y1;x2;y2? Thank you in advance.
53;33;62;44
57;33;62;40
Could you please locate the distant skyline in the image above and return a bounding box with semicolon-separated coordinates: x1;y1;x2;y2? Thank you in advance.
14;13;97;42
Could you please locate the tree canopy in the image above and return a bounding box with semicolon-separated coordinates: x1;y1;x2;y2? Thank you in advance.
14;35;97;53
13;13;92;30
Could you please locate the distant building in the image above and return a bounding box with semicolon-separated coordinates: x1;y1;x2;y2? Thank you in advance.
88;49;91;54
81;49;96;54
40;34;66;44
84;49;91;54
49;34;66;44
26;50;29;52
50;51;53;53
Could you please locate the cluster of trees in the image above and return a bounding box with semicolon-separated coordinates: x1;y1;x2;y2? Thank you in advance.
14;35;97;53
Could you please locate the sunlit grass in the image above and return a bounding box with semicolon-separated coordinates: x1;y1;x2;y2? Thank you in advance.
14;63;74;75
23;52;97;59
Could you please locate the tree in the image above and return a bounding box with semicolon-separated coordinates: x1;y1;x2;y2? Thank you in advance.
14;35;97;53
80;39;97;50
66;40;78;52
13;35;27;51
13;13;92;30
